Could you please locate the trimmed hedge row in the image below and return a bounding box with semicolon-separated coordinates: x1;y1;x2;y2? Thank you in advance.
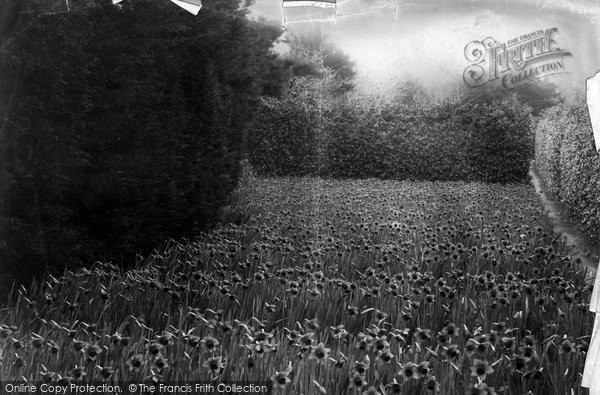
535;103;600;241
249;96;534;183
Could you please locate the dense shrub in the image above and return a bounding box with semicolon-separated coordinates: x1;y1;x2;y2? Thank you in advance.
381;105;473;181
535;103;600;241
322;106;390;179
248;96;323;177
0;0;285;294
249;96;534;182
459;99;535;182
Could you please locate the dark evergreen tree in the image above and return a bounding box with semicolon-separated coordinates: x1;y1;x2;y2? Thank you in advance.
0;0;287;297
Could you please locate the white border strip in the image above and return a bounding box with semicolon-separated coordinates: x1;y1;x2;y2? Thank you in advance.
285;17;336;23
587;72;600;152
283;1;336;8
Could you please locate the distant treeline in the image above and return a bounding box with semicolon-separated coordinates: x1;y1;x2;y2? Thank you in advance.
535;103;600;242
249;95;535;183
0;0;289;294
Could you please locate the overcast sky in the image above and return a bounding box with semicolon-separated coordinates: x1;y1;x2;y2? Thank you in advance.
249;0;600;98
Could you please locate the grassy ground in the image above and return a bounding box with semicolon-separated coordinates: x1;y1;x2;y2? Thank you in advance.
0;176;595;394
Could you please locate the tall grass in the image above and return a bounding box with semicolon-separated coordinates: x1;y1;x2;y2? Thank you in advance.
0;177;594;394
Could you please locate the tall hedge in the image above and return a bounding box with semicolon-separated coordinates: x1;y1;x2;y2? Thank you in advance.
459;99;535;182
248;96;324;177
535;103;600;241
0;0;285;294
249;96;534;183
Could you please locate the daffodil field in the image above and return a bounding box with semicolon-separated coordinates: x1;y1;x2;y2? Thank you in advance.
0;175;595;394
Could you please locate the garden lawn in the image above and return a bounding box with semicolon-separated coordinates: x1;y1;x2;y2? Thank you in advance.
0;177;595;394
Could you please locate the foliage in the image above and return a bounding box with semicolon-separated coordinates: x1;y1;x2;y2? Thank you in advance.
390;79;434;107
285;31;355;79
284;31;356;94
322;105;390;179
458;98;534;182
0;177;592;394
0;0;286;295
249;95;535;183
464;80;563;116
248;65;346;177
249;95;324;177
534;102;600;242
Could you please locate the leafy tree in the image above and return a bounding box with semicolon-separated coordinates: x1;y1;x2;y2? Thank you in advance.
283;31;356;94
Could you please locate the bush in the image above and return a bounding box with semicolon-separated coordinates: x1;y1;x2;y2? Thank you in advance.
535;103;600;241
0;0;284;295
322;106;390;179
249;95;534;183
248;96;323;177
460;98;534;182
